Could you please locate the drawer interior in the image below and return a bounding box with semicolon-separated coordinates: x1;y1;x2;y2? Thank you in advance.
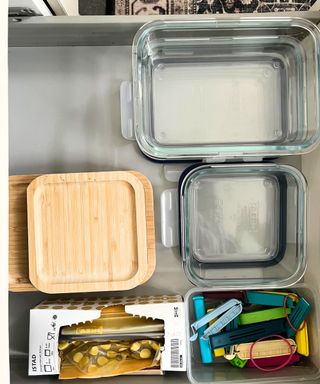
8;15;320;383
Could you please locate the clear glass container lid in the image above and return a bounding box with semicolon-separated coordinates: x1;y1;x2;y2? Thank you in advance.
180;163;307;288
132;18;320;161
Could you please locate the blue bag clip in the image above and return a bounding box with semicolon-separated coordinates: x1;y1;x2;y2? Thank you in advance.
210;318;287;350
192;296;213;364
190;299;242;342
246;291;295;308
286;297;311;338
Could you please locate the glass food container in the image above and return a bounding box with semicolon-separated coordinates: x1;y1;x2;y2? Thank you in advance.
132;18;320;161
179;163;307;288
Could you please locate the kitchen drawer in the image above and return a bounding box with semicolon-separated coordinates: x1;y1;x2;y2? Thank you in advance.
8;14;320;383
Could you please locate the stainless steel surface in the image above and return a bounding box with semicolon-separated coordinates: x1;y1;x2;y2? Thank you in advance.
8;13;320;47
9;7;39;17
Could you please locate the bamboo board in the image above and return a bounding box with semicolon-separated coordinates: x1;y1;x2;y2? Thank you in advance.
9;171;155;293
9;175;38;291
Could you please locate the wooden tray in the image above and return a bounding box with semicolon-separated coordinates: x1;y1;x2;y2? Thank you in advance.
10;171;155;293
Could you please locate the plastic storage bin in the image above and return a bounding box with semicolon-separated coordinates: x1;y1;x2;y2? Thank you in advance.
179;163;307;288
132;18;320;161
185;285;320;384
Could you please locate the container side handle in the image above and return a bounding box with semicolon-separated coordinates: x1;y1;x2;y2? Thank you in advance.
161;189;179;248
120;81;135;141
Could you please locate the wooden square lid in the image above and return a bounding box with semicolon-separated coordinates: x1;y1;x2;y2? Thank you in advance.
27;171;155;293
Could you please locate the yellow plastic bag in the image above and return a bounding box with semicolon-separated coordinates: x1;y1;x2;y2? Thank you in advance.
59;339;162;379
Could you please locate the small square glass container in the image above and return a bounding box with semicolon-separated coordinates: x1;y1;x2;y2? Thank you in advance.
180;163;307;288
132;18;320;161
